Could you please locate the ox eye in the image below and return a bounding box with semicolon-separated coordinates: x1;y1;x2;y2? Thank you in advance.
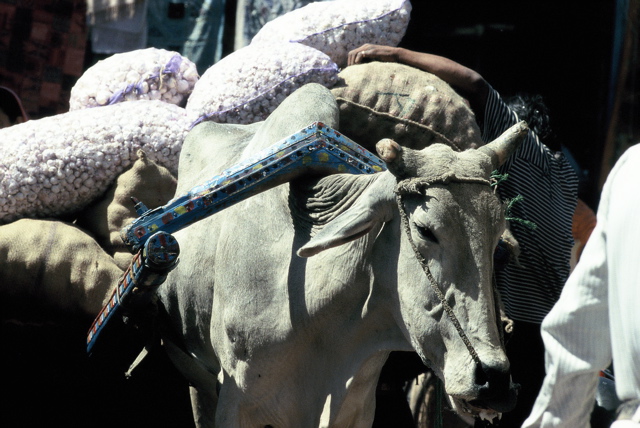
416;224;439;244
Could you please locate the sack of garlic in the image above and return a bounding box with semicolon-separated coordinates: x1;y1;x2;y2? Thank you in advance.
250;0;412;68
69;48;199;110
0;100;190;224
330;62;483;152
186;42;339;126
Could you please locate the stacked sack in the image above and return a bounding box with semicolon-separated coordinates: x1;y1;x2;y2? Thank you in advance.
0;218;124;316
0;151;178;320
186;0;412;126
75;150;178;271
69;48;199;110
251;0;412;67
1;49;192;325
0;100;189;224
2;0;413;225
330;61;484;152
186;42;339;126
0;0;414;320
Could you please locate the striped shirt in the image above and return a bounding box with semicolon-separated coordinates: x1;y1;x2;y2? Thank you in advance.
482;87;579;323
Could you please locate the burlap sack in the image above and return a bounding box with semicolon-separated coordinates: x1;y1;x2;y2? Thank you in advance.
0;219;123;316
76;150;177;270
330;62;484;152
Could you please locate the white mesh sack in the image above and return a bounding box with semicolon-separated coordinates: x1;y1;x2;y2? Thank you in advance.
250;0;412;68
0;100;191;224
186;42;339;126
69;48;199;110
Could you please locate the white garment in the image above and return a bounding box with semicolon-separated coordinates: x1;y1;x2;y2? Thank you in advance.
611;422;640;428
523;143;640;427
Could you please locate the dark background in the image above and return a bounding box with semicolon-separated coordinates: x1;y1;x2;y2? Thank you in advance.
397;1;621;209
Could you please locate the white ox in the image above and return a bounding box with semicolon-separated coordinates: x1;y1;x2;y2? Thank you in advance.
156;83;526;427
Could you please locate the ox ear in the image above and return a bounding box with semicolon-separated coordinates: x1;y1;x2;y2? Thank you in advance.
478;121;529;168
297;173;396;257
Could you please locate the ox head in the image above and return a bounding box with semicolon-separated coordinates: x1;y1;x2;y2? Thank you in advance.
298;122;528;423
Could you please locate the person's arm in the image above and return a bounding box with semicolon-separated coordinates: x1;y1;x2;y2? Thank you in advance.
347;44;489;122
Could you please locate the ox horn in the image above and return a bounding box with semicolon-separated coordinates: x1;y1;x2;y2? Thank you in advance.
376;138;418;179
478;121;529;168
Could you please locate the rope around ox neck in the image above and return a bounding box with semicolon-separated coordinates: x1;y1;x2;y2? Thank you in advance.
394;177;491;366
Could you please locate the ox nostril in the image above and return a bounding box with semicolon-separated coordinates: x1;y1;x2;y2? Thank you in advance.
474;363;489;387
474;363;511;392
472;363;519;413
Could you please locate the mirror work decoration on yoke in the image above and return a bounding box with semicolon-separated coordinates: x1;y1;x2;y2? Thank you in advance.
86;122;387;353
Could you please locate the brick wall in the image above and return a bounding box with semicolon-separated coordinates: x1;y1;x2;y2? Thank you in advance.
0;0;87;119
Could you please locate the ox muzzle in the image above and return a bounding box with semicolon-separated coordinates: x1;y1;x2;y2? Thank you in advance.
470;362;519;414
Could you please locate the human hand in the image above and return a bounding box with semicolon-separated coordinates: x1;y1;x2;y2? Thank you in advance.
347;44;402;67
